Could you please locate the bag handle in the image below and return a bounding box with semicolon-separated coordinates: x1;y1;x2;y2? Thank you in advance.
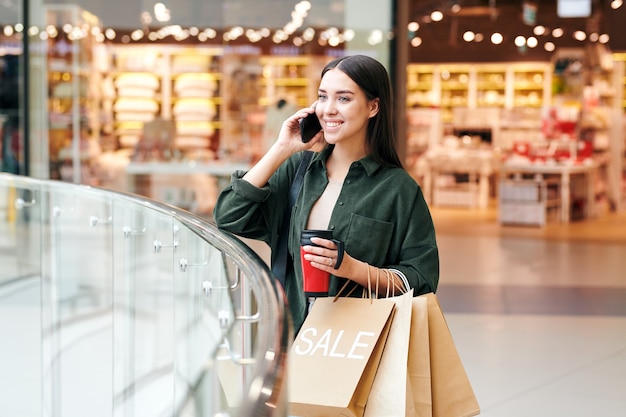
333;265;410;303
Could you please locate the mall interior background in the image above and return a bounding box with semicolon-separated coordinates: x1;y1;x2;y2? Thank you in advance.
2;2;626;416
1;1;625;220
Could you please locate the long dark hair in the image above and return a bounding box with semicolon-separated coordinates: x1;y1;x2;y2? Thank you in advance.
321;55;402;168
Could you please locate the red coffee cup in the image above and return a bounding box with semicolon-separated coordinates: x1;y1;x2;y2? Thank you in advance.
300;230;344;297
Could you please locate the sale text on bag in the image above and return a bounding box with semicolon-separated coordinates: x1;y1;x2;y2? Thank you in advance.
293;328;376;359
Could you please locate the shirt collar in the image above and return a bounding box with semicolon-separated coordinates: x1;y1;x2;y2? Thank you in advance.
313;145;382;177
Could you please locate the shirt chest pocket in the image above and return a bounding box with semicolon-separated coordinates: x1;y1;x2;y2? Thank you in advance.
345;213;393;266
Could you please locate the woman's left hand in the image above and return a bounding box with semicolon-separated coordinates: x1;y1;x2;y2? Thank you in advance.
302;237;355;278
302;237;402;295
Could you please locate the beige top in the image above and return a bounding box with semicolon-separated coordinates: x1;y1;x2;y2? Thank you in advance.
306;178;343;230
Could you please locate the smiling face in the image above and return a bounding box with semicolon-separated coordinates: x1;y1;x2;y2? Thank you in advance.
315;68;379;150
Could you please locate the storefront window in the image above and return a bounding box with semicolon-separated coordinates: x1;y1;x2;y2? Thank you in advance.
14;0;394;212
0;3;23;175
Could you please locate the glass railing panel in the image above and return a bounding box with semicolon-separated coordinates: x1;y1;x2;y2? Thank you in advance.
0;178;41;283
173;223;290;417
0;173;289;417
0;175;43;417
171;220;237;416
40;182;115;417
210;235;291;417
111;199;178;416
109;199;237;417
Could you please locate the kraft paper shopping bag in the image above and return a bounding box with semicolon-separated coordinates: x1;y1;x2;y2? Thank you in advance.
425;293;480;417
288;296;396;417
409;295;433;417
363;289;416;417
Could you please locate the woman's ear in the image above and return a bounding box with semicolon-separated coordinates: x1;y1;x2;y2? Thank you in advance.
368;98;380;118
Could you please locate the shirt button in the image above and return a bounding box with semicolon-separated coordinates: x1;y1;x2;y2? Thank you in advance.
345;179;351;184
338;201;344;206
329;225;335;230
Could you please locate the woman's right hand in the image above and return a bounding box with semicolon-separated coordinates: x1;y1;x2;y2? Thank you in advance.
274;104;324;154
242;104;323;188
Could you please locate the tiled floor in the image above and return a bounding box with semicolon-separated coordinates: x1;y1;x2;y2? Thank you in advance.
431;206;626;417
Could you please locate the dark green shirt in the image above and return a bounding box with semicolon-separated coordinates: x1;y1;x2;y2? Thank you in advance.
214;146;439;333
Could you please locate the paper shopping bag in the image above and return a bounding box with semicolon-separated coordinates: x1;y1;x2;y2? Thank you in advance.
424;293;480;417
288;296;396;417
408;295;433;417
363;290;415;417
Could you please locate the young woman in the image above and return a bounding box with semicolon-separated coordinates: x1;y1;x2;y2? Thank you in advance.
214;55;439;333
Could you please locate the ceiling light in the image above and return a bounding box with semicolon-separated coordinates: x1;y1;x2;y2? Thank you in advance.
552;27;564;37
599;34;609;43
463;31;475;42
474;33;484;42
533;25;546;36
514;35;526;47
230;26;244;38
431;10;444;22
491;32;503;45
527;36;538;48
131;29;144;41
610;0;622;8
295;1;312;13
408;21;420;32
544;41;555;51
411;37;423;47
589;32;599;42
573;30;586;41
302;27;315;41
46;25;58;37
141;11;152;25
451;4;461;13
368;29;384;45
154;3;171;23
246;30;260;43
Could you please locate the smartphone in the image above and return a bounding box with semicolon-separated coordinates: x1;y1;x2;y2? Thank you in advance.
299;112;322;143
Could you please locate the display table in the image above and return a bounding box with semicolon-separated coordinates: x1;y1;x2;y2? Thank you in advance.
126;161;250;177
421;148;499;209
499;161;598;223
126;161;250;213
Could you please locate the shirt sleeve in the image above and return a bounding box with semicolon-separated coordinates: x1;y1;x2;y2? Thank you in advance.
213;154;300;245
388;185;440;296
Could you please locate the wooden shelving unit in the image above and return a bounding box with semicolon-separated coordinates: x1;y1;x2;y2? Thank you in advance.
108;45;223;155
406;62;552;125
